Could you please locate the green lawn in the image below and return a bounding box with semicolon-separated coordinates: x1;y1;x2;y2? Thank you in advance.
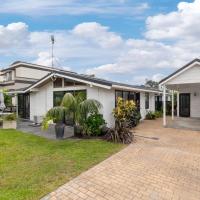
0;130;124;200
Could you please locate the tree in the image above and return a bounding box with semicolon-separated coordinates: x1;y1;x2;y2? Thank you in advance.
61;93;102;126
145;79;159;89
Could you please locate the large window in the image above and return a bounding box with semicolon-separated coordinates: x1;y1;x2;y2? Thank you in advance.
53;90;86;106
115;90;140;109
145;92;149;109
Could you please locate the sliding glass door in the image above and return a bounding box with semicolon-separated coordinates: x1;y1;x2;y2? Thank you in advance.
18;93;30;119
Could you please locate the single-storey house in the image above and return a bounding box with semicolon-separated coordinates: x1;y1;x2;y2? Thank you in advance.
0;61;161;127
159;58;200;127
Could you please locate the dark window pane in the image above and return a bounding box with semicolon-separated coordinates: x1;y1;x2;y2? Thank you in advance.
123;91;129;101
64;79;86;87
145;93;149;109
115;90;122;105
53;78;62;88
64;79;74;87
53;91;65;106
129;92;136;101
135;93;140;110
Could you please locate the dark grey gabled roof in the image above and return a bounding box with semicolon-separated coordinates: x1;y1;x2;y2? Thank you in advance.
3;61;161;93
23;70;160;93
159;58;200;84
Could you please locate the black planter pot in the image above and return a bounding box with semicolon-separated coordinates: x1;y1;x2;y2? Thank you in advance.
74;125;83;137
55;122;65;139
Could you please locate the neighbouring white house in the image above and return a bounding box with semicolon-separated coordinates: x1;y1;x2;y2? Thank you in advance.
0;61;161;127
159;58;200;127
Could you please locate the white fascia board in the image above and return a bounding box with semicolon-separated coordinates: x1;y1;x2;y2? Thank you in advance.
160;61;200;86
24;73;53;93
54;73;112;89
7;91;25;94
112;84;161;94
24;73;112;92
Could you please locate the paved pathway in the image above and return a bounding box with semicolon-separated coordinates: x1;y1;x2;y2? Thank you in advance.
42;118;200;200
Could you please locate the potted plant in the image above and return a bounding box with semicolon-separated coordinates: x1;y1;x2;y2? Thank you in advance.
3;113;17;129
61;93;102;137
42;106;65;139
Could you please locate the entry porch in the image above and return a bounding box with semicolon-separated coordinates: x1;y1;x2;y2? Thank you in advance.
162;82;200;127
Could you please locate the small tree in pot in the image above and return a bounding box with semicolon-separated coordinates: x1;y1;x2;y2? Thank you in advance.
61;93;102;136
42;106;65;139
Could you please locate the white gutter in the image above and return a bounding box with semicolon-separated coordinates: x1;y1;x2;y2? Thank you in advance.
112;84;162;94
7;90;25;94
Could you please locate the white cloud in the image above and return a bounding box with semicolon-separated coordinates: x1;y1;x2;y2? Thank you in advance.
0;0;149;16
130;73;164;85
0;22;123;69
1;0;200;85
0;22;29;49
151;73;164;82
145;0;200;40
86;0;200;83
72;22;123;48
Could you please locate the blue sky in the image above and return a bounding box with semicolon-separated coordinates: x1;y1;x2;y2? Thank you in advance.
0;0;198;85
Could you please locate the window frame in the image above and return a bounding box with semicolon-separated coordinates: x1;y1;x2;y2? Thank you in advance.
115;90;140;109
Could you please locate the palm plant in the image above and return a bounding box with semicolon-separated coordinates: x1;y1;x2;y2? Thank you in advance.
42;92;102;138
61;93;102;126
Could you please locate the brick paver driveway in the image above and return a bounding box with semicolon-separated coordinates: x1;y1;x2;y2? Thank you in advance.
42;118;200;200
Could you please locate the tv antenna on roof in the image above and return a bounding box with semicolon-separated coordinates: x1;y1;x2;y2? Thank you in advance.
51;35;55;68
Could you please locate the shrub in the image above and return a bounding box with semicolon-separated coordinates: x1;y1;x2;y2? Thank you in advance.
154;111;162;118
42;106;65;130
4;113;17;121
129;110;141;128
145;111;156;120
84;113;106;136
106;97;137;144
3;89;12;106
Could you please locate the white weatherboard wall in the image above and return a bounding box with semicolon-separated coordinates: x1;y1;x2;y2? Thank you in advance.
16;66;49;80
167;64;200;85
140;92;155;119
30;82;53;120
29;82;115;127
178;86;200;118
29;80;156;126
87;87;115;127
52;85;115;127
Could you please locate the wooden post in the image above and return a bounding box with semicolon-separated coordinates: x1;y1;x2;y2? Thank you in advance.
163;86;166;126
